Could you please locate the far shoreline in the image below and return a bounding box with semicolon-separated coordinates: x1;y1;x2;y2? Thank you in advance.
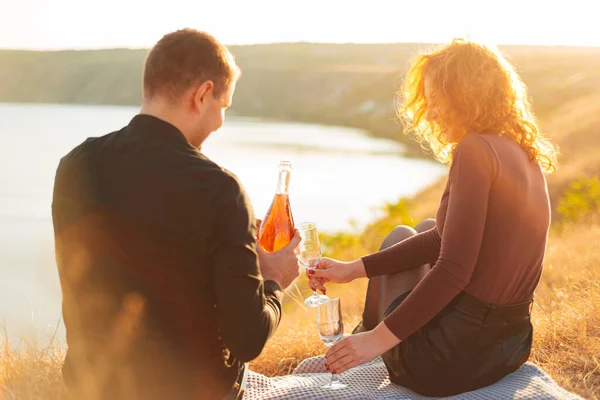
0;100;430;159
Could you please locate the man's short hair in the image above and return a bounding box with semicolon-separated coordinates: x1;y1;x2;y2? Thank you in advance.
143;28;240;100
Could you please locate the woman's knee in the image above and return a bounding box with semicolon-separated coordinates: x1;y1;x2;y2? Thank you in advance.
415;218;436;233
380;225;417;250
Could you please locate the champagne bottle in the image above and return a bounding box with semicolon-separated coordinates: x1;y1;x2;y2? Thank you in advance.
258;161;295;252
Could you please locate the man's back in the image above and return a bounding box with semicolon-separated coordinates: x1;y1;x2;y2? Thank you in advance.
53;115;280;399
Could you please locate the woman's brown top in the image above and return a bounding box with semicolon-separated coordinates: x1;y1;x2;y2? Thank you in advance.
363;133;550;340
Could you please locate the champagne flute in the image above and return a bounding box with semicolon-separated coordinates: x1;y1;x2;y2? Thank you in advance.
296;222;329;307
318;298;347;389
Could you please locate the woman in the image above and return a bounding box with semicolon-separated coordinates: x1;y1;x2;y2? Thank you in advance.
309;39;558;397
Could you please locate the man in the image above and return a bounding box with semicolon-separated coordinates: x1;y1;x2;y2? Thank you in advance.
52;28;300;400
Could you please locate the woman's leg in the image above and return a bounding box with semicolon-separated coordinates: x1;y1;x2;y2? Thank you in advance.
358;219;436;331
415;218;436;234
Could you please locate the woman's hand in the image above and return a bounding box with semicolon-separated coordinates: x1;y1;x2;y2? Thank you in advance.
324;323;400;374
307;258;366;293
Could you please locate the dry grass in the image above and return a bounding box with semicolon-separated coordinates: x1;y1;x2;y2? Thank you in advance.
245;42;600;398
249;280;367;377
529;224;600;399
3;45;600;399
0;335;67;399
251;223;600;400
1;225;598;399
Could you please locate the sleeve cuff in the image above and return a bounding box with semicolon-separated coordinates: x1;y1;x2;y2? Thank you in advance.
361;255;377;278
382;318;404;341
264;280;283;302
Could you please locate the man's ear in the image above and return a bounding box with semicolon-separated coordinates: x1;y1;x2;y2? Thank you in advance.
192;81;214;112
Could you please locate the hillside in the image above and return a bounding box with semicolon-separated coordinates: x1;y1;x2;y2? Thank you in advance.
1;43;600;399
1;43;600;158
409;70;600;221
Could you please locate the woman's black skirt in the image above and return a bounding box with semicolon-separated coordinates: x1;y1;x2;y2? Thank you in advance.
382;291;533;397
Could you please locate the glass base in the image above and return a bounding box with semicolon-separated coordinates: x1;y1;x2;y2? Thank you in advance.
323;379;347;389
304;293;329;307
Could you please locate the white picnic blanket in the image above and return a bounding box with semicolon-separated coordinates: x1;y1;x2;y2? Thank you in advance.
243;356;582;399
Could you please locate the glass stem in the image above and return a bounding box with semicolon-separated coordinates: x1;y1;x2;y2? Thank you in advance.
313;291;319;298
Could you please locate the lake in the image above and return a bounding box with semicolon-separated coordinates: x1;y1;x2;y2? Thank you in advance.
0;102;446;346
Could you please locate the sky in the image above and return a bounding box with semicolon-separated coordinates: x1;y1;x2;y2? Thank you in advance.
2;0;599;50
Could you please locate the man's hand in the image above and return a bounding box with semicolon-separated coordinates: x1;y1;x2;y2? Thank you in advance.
257;231;301;290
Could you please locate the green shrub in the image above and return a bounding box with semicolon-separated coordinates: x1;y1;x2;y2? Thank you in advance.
321;198;415;260
557;176;600;223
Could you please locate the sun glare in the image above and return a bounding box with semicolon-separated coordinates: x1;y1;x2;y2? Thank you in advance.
1;0;598;49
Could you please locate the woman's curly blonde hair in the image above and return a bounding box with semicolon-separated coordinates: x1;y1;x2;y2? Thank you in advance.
397;38;558;173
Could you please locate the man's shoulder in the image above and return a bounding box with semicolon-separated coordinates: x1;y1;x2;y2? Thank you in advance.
190;157;244;193
183;158;252;214
59;129;122;167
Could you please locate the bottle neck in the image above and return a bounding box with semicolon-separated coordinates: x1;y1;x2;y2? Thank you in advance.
276;167;291;194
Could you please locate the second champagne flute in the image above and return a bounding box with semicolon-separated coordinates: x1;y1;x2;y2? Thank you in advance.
318;298;347;389
296;222;329;307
